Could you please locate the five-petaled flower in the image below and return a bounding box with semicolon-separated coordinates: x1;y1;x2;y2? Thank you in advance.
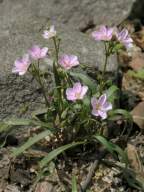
42;25;57;39
29;45;48;60
12;54;31;75
66;82;88;101
115;29;133;48
92;26;114;41
91;94;112;119
59;54;79;70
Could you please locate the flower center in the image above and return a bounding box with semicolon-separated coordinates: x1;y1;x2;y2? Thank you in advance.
75;92;81;99
95;103;101;110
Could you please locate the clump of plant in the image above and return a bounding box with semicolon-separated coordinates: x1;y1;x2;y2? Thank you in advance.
1;25;143;191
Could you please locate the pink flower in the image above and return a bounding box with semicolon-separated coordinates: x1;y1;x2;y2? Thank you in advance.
59;54;79;70
29;45;48;60
91;94;112;119
66;82;88;101
115;29;133;48
42;25;56;39
92;26;114;41
12;54;31;75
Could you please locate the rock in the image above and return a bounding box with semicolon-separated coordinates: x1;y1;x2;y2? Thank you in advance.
129;51;144;71
0;0;135;119
35;181;54;192
0;74;44;120
122;71;144;102
131;101;144;129
0;0;134;73
133;27;144;50
4;185;20;192
128;0;144;23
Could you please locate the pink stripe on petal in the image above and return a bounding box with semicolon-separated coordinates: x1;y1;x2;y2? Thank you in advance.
98;94;107;105
91;97;98;107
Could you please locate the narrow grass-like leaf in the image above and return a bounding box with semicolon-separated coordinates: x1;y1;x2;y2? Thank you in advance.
0;118;54;135
4;118;32;126
0;122;12;133
0;118;32;134
12;129;52;157
94;135;128;165
72;175;78;192
109;109;132;121
39;141;86;168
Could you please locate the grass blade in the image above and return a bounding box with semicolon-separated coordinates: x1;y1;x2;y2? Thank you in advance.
39;141;86;168
12;129;52;157
72;175;78;192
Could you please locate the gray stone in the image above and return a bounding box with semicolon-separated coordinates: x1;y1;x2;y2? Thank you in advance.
0;0;135;73
0;0;135;119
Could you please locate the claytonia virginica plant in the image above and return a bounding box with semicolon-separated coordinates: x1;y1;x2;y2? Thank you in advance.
2;24;136;187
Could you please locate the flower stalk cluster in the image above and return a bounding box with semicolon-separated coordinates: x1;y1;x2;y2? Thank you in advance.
12;25;133;136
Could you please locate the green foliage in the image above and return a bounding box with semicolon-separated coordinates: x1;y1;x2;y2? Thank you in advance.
94;135;129;165
128;69;144;80
12;129;52;156
106;85;119;102
39;141;86;168
72;175;78;192
0;25;138;191
109;109;132;121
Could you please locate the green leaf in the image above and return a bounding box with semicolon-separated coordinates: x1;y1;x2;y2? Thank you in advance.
39;141;86;168
4;118;32;126
72;175;78;192
31;108;48;119
0;118;33;134
1;118;54;131
128;69;144;80
94;135;128;165
69;72;96;93
109;109;132;120
106;85;119;101
12;129;52;157
0;122;12;133
61;107;69;119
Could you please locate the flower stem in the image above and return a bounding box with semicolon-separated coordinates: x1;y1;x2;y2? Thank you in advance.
32;62;49;107
99;42;109;94
52;37;64;113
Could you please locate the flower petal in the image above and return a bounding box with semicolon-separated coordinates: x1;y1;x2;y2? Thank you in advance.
40;47;48;58
98;94;107;105
98;110;107;119
66;88;76;101
69;55;79;66
102;102;112;111
80;86;88;98
73;82;82;93
91;109;99;117
91;97;98;108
